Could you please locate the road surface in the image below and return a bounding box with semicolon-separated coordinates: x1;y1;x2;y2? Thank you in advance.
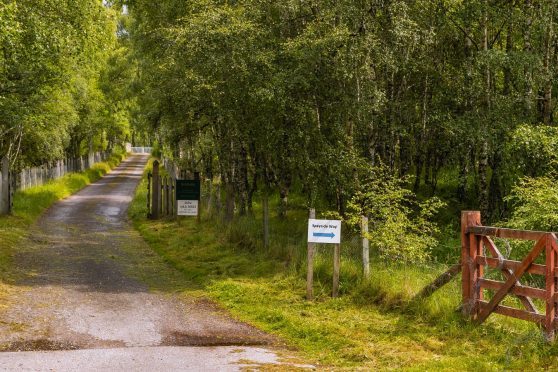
0;154;311;371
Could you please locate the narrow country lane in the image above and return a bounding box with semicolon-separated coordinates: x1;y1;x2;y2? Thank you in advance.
0;155;310;371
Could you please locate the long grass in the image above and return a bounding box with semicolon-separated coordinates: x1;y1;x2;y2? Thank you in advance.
129;163;558;370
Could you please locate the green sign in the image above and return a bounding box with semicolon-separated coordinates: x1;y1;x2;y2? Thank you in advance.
176;179;200;201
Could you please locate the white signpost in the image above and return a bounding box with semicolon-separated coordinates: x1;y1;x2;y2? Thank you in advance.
306;215;342;299
177;200;199;216
307;219;341;244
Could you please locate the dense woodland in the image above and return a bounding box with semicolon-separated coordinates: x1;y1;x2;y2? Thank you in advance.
3;0;558;262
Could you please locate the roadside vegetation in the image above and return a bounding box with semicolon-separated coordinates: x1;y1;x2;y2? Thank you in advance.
0;150;126;299
130;162;558;370
4;0;558;368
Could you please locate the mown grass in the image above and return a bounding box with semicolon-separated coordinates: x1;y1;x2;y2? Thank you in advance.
129;165;558;370
0;150;127;291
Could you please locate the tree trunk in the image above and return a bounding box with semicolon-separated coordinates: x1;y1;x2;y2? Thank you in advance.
236;145;249;216
225;182;235;222
336;186;346;217
457;149;468;202
478;141;490;219
279;186;289;219
488;151;503;221
524;0;534;115
1;156;9;215
543;10;554;125
215;176;222;214
479;2;491;220
262;189;270;249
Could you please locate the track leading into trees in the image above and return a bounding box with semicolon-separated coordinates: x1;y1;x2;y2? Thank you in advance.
0;154;309;371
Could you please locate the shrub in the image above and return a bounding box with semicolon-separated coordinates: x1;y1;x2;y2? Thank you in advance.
505;176;558;232
345;166;445;264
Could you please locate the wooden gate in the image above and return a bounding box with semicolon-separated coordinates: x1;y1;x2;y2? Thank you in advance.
461;211;558;340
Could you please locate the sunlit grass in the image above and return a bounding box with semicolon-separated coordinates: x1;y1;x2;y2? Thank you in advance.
129;164;558;370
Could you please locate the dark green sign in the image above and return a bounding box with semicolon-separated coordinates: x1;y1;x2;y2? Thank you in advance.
176;179;200;200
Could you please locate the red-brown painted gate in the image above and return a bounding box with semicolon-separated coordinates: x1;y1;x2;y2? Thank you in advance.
461;211;558;340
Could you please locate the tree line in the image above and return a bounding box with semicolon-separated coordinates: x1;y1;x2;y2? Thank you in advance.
0;0;133;169
3;0;558;260
127;0;558;224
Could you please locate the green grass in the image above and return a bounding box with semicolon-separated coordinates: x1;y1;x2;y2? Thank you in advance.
0;150;127;289
129;165;558;370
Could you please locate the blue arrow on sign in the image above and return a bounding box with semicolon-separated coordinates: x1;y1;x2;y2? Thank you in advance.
313;232;335;239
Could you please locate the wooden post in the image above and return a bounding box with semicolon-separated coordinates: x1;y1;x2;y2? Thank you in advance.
194;171;201;222
545;233;557;341
263;190;270;249
165;177;170;216
1;156;9;215
171;179;175;217
412;263;462;302
307;208;316;300
362;216;370;279
333;243;341;298
147;172;152;217
160;176;163;216
151;161;160;220
461;211;482;318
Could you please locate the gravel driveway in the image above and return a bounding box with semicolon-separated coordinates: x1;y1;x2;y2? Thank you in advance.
0;154;310;370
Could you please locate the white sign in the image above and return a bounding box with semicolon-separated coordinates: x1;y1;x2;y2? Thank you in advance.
307;219;341;244
177;200;198;216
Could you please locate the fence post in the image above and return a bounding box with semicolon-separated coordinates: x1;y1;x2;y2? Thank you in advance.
194;171;201;223
307;208;316;300
1;156;9;215
160;176;163;216
545;233;557;341
147;172;152;217
461;211;482;318
333;243;341;298
171;178;176;216
151;161;160;219
165;176;170;216
362;215;370;279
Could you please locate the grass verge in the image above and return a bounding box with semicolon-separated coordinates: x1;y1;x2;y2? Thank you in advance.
129;166;558;370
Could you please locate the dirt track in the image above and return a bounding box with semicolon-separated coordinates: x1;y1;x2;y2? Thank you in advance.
0;155;306;370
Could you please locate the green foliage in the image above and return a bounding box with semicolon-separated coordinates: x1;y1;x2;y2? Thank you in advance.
129;169;558;370
0;1;131;167
505;176;558;232
345;166;445;263
506;124;558;178
126;0;558;227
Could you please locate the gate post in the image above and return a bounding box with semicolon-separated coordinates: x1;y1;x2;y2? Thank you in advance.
545;233;557;341
461;211;482;318
151;161;160;220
